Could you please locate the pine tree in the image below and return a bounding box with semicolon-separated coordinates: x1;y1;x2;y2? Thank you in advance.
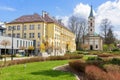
106;28;115;45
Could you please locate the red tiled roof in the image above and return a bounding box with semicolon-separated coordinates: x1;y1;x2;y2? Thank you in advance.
43;14;72;33
7;13;74;34
8;13;44;23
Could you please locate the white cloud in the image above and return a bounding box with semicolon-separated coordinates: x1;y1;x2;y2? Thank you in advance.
73;3;90;18
56;15;69;27
96;0;120;28
57;0;120;39
0;6;16;11
114;31;120;39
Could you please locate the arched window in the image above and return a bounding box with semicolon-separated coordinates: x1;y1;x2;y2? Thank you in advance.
90;23;92;26
96;45;98;48
90;29;92;31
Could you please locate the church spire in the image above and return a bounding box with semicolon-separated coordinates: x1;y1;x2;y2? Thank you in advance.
89;5;94;18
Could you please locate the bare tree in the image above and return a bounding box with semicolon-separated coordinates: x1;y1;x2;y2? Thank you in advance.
0;40;10;65
100;18;113;44
68;16;87;50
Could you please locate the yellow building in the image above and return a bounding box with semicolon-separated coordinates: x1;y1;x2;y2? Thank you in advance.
5;12;76;55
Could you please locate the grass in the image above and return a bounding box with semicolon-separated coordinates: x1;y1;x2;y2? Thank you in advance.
0;60;76;80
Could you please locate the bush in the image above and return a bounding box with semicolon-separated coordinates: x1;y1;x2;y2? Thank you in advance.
69;60;87;72
83;55;98;61
0;55;3;59
108;58;120;65
98;54;113;57
64;53;83;59
86;65;110;80
112;48;120;52
1;57;44;67
46;56;69;61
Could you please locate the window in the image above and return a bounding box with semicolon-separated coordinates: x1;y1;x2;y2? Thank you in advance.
17;33;20;38
38;42;40;47
91;29;92;31
20;40;22;46
31;42;32;46
38;24;41;29
17;25;20;30
96;45;98;48
26;41;27;47
8;34;11;37
24;33;26;38
13;33;15;37
23;41;25;47
90;23;92;26
13;26;16;30
29;33;34;38
38;33;40;38
17;40;19;48
24;25;27;30
29;25;34;30
8;26;11;30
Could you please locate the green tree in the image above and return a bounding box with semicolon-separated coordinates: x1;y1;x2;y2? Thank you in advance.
109;44;115;51
106;28;115;45
103;44;108;51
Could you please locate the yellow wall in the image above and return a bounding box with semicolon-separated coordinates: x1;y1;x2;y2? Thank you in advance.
6;21;76;52
6;22;44;49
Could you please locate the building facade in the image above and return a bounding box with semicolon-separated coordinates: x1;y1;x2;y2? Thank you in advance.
84;6;103;50
5;12;76;55
0;26;33;55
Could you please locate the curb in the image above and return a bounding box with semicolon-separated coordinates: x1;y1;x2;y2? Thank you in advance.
53;64;80;80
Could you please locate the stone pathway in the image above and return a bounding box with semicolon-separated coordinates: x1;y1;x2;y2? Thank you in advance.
53;64;85;80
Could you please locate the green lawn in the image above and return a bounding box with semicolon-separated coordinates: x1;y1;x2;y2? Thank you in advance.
0;60;76;80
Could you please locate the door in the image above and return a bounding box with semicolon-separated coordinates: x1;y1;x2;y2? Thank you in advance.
90;45;93;50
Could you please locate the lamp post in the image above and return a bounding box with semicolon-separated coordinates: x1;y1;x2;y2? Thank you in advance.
11;26;14;60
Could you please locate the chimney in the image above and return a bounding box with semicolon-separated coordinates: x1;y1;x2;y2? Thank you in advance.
42;11;48;17
58;19;62;24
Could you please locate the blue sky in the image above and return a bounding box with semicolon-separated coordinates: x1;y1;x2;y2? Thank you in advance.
0;0;120;39
0;0;115;22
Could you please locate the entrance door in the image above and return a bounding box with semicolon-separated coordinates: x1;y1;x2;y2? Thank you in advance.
90;45;93;50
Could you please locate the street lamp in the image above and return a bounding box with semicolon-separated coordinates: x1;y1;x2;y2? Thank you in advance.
11;26;14;60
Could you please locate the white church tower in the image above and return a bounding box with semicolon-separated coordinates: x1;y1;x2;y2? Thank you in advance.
84;5;103;50
88;6;95;36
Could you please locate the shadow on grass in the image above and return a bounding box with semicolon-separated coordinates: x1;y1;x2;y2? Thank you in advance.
31;69;72;77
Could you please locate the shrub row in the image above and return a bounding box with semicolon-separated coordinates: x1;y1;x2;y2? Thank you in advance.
86;65;120;80
69;60;86;72
69;60;103;73
0;57;44;67
0;54;83;67
69;59;120;80
97;54;113;57
107;58;120;65
64;54;83;59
